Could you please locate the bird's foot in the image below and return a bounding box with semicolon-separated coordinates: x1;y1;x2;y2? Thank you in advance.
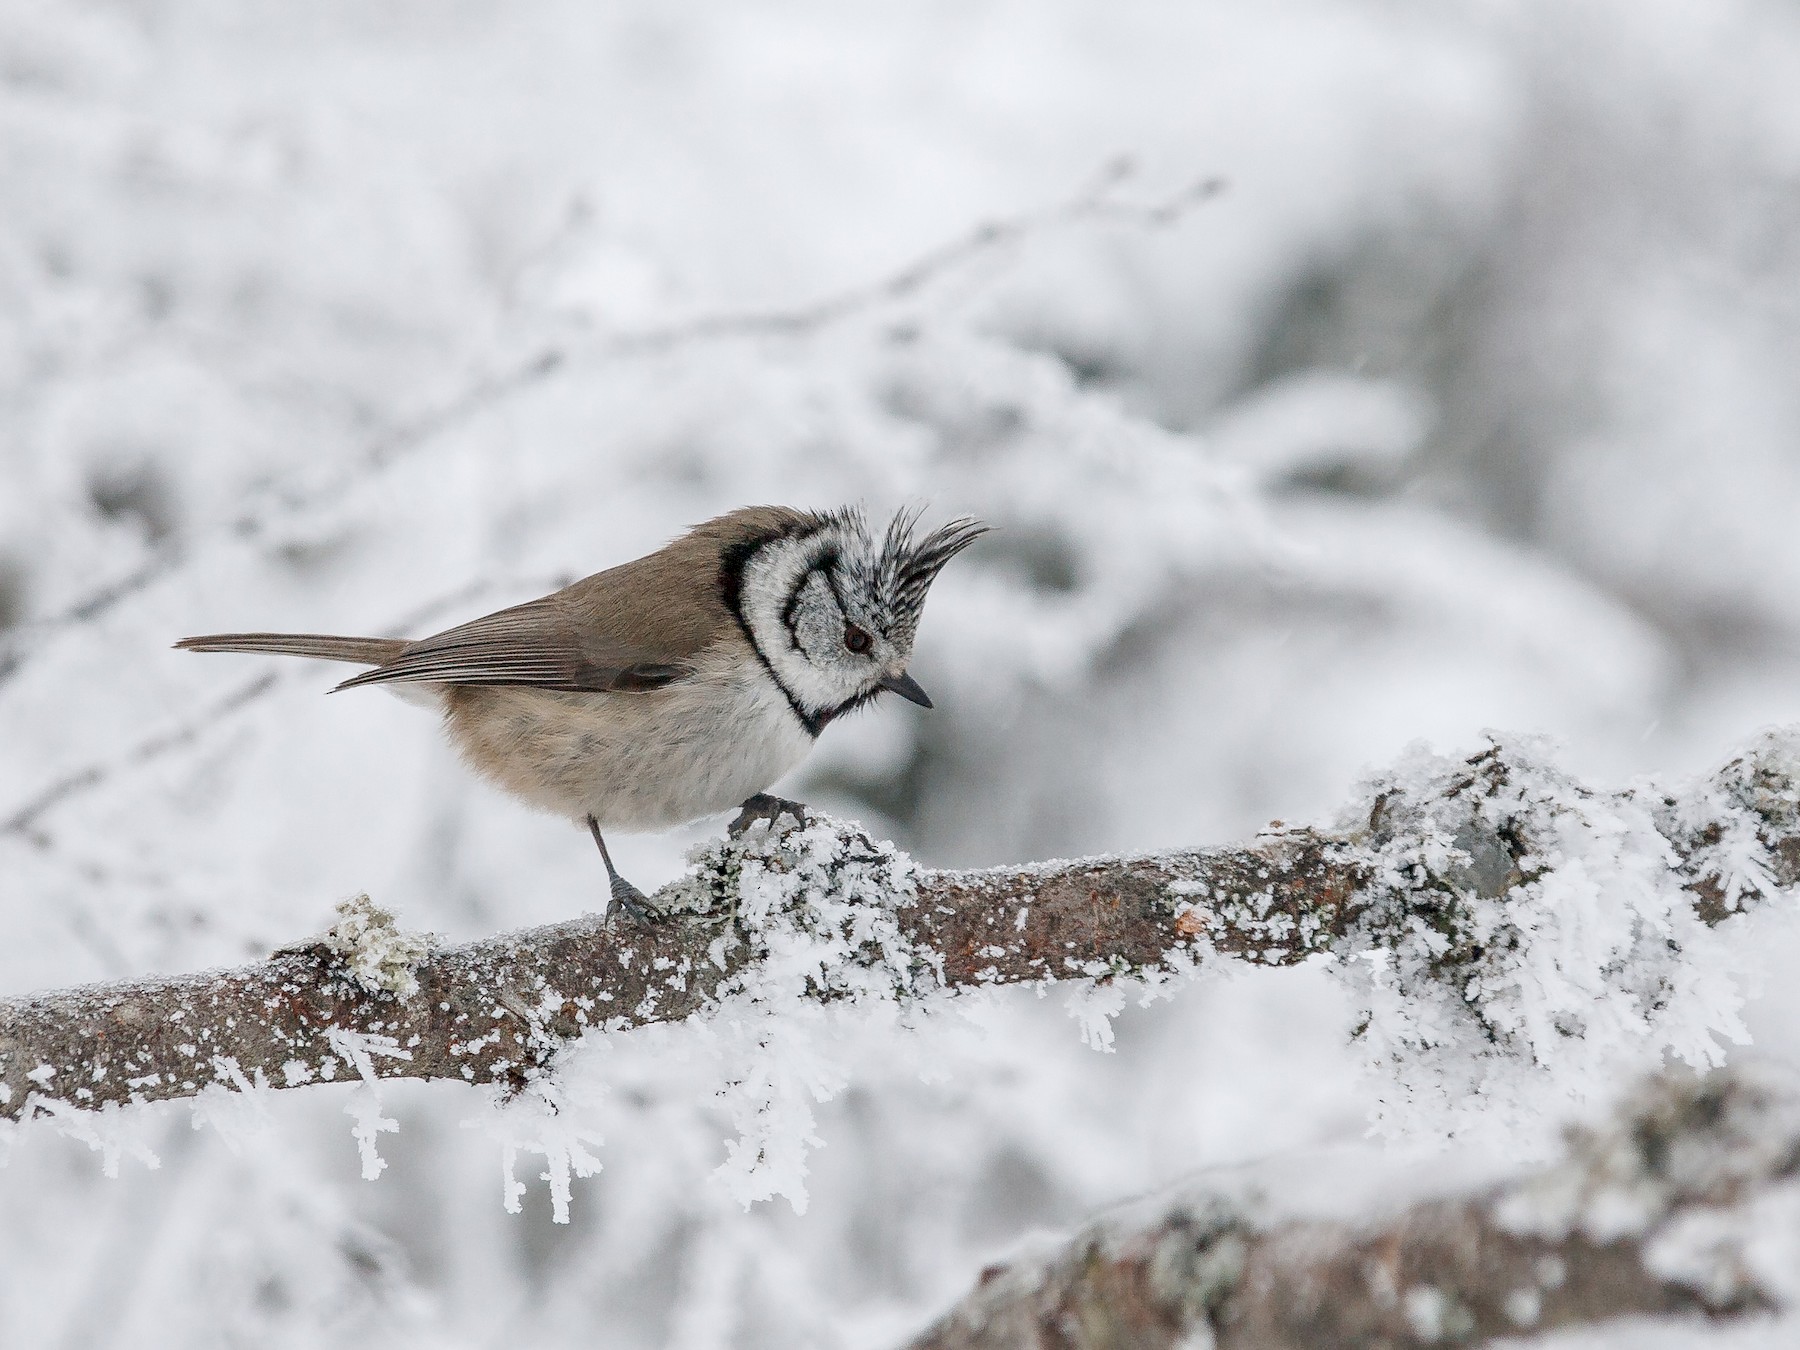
588;815;659;926
605;873;659;927
729;793;811;838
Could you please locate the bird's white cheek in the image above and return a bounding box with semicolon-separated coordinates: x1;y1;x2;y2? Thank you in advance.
759;641;847;712
738;551;846;710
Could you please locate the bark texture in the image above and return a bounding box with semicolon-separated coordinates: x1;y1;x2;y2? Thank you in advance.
0;822;1355;1118
2;729;1796;1121
906;1068;1799;1349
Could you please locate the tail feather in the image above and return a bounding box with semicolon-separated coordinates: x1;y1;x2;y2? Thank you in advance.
175;633;408;667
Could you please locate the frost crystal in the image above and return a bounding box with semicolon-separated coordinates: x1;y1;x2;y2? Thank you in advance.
673;812;932;1210
514;809;937;1215
189;1057;273;1154
474;1076;606;1224
19;1097;162;1178
1654;726;1800;917
321;893;436;998
1340;734;1759;1145
1064;978;1128;1051
326;1028;411;1180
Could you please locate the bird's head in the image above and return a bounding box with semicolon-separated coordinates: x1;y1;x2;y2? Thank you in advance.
733;506;987;732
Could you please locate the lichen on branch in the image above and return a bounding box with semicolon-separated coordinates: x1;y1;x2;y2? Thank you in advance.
1;727;1797;1175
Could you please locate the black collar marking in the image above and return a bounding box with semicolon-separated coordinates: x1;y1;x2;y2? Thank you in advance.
719;525;829;738
815;686;879;729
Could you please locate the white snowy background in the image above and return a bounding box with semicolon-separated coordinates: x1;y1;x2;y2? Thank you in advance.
4;0;1800;1345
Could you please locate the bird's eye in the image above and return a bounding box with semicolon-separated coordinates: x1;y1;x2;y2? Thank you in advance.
844;624;873;655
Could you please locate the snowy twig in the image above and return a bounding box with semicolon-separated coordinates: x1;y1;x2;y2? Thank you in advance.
1;726;1795;1124
0;159;1220;680
0;575;546;843
0;672;278;842
905;1065;1800;1349
571;159;1225;354
0;353;564;666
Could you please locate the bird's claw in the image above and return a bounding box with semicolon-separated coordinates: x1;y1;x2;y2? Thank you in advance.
606;876;657;927
729;793;810;838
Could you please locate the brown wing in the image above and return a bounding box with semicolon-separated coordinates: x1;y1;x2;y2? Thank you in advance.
335;505;821;694
331;597;689;692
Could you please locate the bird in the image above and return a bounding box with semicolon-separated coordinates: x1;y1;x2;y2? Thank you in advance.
177;505;986;917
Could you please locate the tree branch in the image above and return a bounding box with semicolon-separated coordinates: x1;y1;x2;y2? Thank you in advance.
905;1065;1800;1348
3;726;1796;1122
907;1065;1800;1350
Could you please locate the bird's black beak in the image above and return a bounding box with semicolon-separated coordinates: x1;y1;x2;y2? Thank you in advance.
878;671;933;708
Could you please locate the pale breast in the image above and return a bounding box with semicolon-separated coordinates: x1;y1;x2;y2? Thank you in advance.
441;654;817;831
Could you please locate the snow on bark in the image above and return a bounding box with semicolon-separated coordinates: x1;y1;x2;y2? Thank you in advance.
906;1065;1800;1349
1340;732;1766;1142
1;728;1797;1210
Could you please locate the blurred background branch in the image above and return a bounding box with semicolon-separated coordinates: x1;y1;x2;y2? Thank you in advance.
0;159;1218;680
908;1066;1799;1349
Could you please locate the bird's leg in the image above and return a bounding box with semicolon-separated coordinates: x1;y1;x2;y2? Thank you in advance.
728;792;812;838
587;816;653;924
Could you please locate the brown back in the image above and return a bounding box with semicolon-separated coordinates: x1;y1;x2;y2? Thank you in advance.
552;504;815;654
335;505;820;692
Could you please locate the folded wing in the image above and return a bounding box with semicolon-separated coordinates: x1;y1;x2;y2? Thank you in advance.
332;597;692;693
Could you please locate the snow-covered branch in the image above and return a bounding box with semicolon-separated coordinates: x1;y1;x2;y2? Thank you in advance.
906;1065;1800;1349
3;727;1797;1124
